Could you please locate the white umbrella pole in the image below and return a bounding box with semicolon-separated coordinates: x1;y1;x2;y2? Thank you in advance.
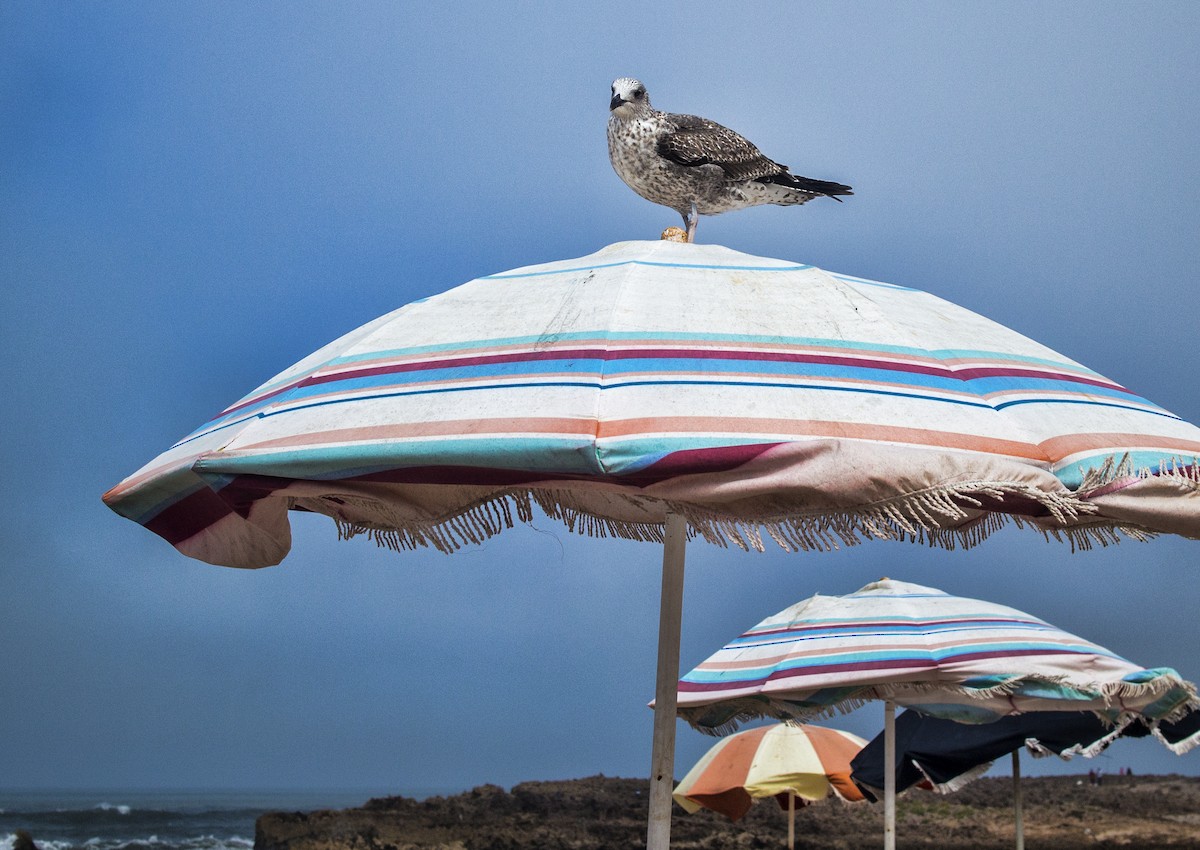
788;791;795;850
647;512;687;850
1012;750;1024;850
884;700;896;850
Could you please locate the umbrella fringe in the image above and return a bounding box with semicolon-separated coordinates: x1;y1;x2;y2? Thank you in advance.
1153;725;1200;755
1025;737;1065;759
923;759;994;795
322;478;1165;557
680;675;1197;736
329;491;536;554
675;480;1096;554
687;696;873;736
1100;679;1200;716
530;490;668;543
1041;523;1157;552
1067;715;1140;758
1077;452;1200;494
871;675;1196;709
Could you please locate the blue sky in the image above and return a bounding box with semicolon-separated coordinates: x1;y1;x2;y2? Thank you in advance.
3;2;1199;794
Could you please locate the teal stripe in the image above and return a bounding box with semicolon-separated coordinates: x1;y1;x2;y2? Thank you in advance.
192;436;607;479
314;332;1097;374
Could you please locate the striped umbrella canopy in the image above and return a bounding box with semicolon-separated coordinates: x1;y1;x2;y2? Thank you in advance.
101;240;1200;850
675;722;866;816
676;578;1199;734
674;723;866;850
102;239;1200;569
676;578;1198;849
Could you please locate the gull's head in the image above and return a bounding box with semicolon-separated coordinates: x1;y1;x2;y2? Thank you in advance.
610;77;651;118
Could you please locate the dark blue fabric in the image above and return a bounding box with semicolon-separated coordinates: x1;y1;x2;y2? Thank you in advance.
849;709;1200;800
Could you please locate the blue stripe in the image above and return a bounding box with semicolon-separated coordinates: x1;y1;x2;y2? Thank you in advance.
994;397;1179;419
228;356;1149;409
181;372;1182;456
188;378;1004;447
480;258;815;280
173;381;606;449
682;642;1119;684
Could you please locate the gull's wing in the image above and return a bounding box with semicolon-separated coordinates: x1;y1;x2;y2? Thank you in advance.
656;112;786;182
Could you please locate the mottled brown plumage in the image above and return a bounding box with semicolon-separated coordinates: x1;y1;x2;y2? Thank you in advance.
607;77;852;242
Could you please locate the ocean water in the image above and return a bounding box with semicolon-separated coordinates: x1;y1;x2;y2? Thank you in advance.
0;790;419;850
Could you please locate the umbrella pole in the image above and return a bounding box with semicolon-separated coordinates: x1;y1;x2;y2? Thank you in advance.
1012;750;1024;850
884;700;896;850
647;512;687;850
788;791;795;850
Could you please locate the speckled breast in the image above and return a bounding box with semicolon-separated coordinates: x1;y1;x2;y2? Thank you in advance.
607;119;749;216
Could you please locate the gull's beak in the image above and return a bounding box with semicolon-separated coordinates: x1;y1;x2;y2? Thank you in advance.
609;93;626;111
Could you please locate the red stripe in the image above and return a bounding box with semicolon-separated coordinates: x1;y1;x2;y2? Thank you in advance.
215;349;1121;421
950;366;1122;391
142;476;291;545
300;348;956;383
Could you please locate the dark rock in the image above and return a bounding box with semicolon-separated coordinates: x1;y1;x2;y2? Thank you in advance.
254;774;1200;850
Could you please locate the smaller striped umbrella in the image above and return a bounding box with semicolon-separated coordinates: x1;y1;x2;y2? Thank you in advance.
676;578;1199;850
676;578;1198;732
674;722;867;849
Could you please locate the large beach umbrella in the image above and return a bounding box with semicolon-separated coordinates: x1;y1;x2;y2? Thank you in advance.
673;722;867;849
674;578;1199;848
102;240;1200;850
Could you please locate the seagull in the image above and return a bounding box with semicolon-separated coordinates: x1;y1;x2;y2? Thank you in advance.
607;77;852;242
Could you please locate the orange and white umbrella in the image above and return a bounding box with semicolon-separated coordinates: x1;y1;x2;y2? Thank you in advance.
674;723;867;848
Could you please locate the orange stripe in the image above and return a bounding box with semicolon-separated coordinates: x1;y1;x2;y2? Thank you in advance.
237;418;598;451
596;417;1047;461
1039;432;1200;460
233;416;1053;461
682;726;770;821
805;726;867;802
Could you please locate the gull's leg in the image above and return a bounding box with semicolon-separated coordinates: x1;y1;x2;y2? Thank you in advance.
685;203;698;243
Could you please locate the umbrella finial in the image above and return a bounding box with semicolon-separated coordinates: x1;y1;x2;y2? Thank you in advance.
660;226;688;243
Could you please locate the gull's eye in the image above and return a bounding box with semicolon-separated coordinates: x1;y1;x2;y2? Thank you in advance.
634;88;645;99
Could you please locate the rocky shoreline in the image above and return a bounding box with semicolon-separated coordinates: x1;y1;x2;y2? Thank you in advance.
255;773;1200;850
